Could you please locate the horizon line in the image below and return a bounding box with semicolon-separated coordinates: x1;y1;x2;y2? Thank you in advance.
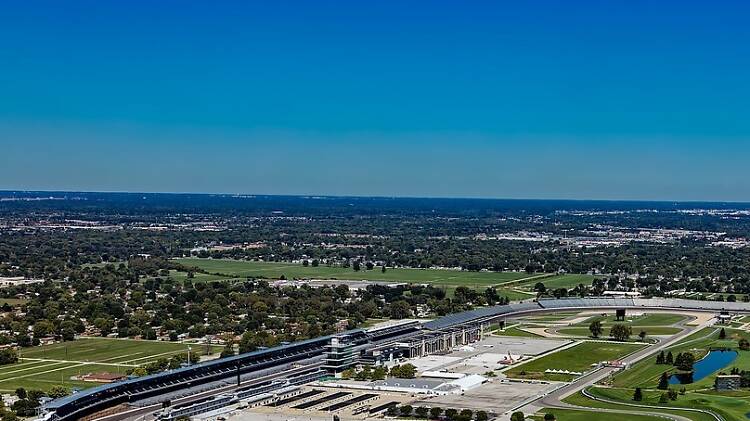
1;189;750;205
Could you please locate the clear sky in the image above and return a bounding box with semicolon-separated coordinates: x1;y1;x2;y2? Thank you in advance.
2;0;749;201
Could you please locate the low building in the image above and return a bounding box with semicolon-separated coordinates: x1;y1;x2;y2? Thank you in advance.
76;372;127;383
715;374;741;391
0;277;45;288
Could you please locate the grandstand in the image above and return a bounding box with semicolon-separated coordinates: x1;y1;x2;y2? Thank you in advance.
39;297;750;421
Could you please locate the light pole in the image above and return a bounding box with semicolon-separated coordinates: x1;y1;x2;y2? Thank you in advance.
187;346;192;366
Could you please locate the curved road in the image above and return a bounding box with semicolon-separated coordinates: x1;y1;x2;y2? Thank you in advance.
510;313;717;421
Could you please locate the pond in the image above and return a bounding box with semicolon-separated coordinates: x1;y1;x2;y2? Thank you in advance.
669;349;738;385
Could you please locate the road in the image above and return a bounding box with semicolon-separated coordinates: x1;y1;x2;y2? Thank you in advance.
509;314;716;421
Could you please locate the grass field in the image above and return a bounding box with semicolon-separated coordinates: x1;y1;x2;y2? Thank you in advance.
531;408;665;421
514;312;581;323
561;326;750;420
516;274;599;291
555;313;686;339
563;391;716;421
588;386;750;421
493;326;543;338
557;326;682;337
505;341;646;382
612;327;750;390
173;258;542;301
0;298;27;306
581;313;687;327
0;338;223;392
175;258;534;287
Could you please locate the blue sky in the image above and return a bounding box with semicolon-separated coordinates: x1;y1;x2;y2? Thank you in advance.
1;0;749;201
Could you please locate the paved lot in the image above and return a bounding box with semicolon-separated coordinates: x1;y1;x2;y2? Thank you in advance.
413;380;559;413
408;336;570;375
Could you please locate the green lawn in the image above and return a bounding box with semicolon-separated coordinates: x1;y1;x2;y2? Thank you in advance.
532;408;665;421
588;386;750;421
557;326;682;337
563;391;717;421
0;338;223;392
556;313;686;339
19;338;219;364
515;312;581;323
581;313;687;327
174;258;532;287
0;298;27;306
598;327;750;420
166;269;242;283
505;341;646;381
612;327;750;390
517;274;599;291
493;326;543;338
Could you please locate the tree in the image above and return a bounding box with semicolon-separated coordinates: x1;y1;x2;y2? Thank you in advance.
429;407;443;419
416;407;429;418
2;411;19;421
400;405;413;416
459;409;473;420
32;320;54;338
589;320;603;338
610;324;632;342
638;330;647;342
388;300;412;319
340;368;355;380
390;363;417;379
658;372;670;390
14;388;26;400
93;318;114;336
130;367;147;376
381;265;387;273
739;338;750;351
48;386;69;398
372;365;388;380
544;413;556;421
355;365;372;381
656;351;665;365
0;349;18;365
674;352;696;372
666;351;674;365
353;261;361;271
511;411;525;421
659;393;669;403
534;282;547;294
445;409;458;420
144;328;157;340
633;387;643;401
475;411;488;421
667;388;678;400
719;328;726;339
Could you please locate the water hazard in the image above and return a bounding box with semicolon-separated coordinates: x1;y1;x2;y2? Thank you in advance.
669;349;738;384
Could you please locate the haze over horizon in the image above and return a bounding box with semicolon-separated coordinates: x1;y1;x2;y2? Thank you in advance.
2;1;750;201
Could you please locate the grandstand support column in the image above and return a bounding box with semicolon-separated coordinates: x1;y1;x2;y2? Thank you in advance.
236;363;241;385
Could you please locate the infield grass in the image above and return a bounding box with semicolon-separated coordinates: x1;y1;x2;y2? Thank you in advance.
505;341;646;382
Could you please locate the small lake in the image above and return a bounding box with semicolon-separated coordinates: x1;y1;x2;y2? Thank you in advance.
669;349;738;385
